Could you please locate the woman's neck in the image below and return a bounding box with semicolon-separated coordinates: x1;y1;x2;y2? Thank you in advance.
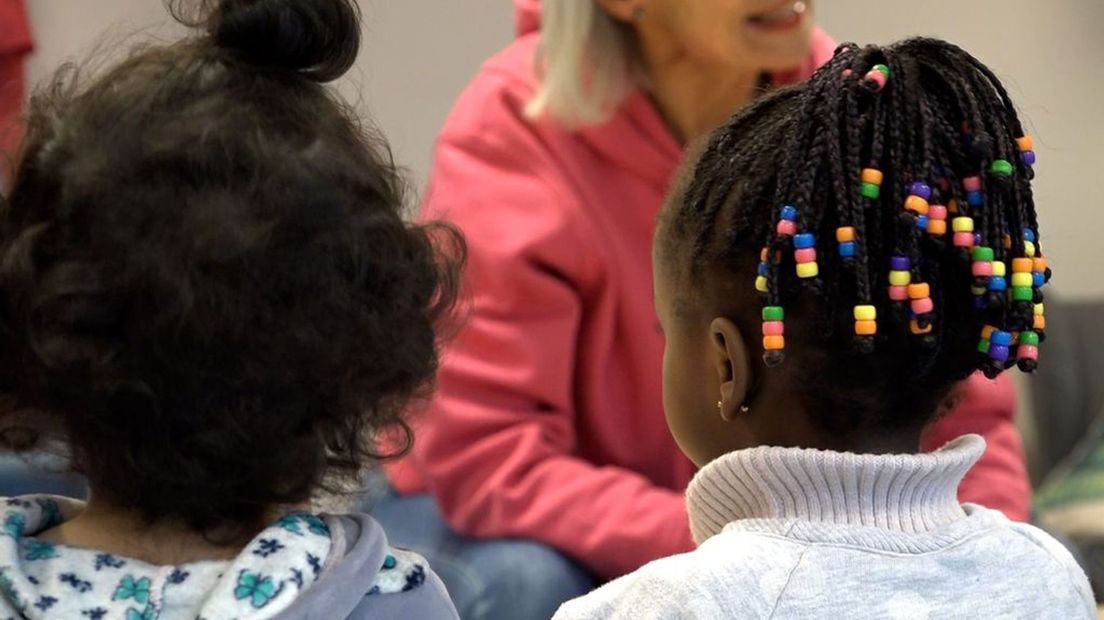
35;498;274;565
635;33;762;144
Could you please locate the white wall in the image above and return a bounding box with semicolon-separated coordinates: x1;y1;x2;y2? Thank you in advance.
24;1;1103;298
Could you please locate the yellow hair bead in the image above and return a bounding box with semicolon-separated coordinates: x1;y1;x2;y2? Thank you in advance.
755;275;769;292
991;261;1006;277
853;305;877;321
1011;273;1033;288
952;217;974;233
1034;303;1045;316
888;270;911;286
796;262;819;279
1024;241;1037;257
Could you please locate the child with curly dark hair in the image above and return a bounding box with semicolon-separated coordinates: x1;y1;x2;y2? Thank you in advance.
555;38;1095;619
0;0;462;618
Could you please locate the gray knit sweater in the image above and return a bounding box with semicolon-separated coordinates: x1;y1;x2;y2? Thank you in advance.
555;435;1095;619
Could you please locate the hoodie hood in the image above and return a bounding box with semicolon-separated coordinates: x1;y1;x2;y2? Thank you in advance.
0;496;454;619
514;0;541;37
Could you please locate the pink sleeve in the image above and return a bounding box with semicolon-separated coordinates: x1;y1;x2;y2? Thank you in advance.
922;372;1031;521
411;81;693;580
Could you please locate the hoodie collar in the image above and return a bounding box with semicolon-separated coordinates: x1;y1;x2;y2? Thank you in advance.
0;496;332;619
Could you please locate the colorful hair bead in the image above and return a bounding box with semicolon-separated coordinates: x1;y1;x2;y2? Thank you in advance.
837;227;857;258
905;195;929;216
926;204;948;235
908;282;933;315
966;191;983;206
762;306;785;353
909;182;932;200
863;63;890;92
989;159;1013;177
1017;136;1036;166
854;305;877;336
1024;240;1037;258
776;204;798;236
1017;330;1040;371
861;168;883;199
910;320;933;335
792;233;819;278
963;176;982;192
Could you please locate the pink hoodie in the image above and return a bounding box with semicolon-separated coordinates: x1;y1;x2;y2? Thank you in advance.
386;0;1030;579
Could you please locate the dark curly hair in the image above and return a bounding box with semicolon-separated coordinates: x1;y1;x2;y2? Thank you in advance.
660;38;1046;439
0;0;463;534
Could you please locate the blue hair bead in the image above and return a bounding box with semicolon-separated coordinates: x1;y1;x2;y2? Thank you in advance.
780;205;799;221
1024;229;1037;242
991;330;1013;347
890;255;911;270
966;191;983;206
1033;272;1046;288
908;182;932;200
758;262;770;276
794;233;816;249
988;276;1007;292
839;242;857;257
916;215;929;230
989;344;1011;362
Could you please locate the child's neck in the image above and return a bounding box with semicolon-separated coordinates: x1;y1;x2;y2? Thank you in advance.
35;498;290;565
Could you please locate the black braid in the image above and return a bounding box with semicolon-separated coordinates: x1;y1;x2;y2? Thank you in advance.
659;37;1045;436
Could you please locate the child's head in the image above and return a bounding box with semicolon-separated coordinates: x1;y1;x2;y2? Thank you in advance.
0;0;461;533
656;38;1044;464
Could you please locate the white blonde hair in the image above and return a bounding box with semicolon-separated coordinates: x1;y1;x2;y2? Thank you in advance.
525;1;639;127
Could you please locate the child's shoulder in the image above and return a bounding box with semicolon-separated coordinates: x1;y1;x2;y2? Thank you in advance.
554;529;806;619
343;546;457;619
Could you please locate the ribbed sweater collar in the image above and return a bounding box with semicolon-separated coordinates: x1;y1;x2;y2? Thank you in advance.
686;435;984;544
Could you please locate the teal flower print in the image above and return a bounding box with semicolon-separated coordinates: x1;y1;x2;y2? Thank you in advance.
23;539;57;561
3;512;25;538
275;513;329;537
234;570;283;609
302;514;329;536
274;515;302;535
112;575;151;605
125;605;155;620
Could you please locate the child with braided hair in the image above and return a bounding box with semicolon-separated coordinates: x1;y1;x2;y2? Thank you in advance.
555;38;1094;619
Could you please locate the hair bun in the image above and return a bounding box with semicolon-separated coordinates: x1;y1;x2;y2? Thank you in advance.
210;0;360;82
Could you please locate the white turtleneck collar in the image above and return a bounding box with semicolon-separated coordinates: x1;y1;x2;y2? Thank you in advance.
686;434;985;545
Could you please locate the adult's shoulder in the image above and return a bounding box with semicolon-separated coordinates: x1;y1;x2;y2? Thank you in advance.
437;33;542;144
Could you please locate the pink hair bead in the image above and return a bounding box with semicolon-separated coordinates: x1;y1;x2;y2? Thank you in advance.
864;69;887;92
963;176;982;192
795;248;817;263
1018;345;1039;360
911;298;934;314
929;205;948;220
762;321;785;336
889;286;909;301
972;261;994;277
776;220;797;236
953;232;975;248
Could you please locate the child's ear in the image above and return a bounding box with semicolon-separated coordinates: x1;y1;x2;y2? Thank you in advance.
709;317;751;422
